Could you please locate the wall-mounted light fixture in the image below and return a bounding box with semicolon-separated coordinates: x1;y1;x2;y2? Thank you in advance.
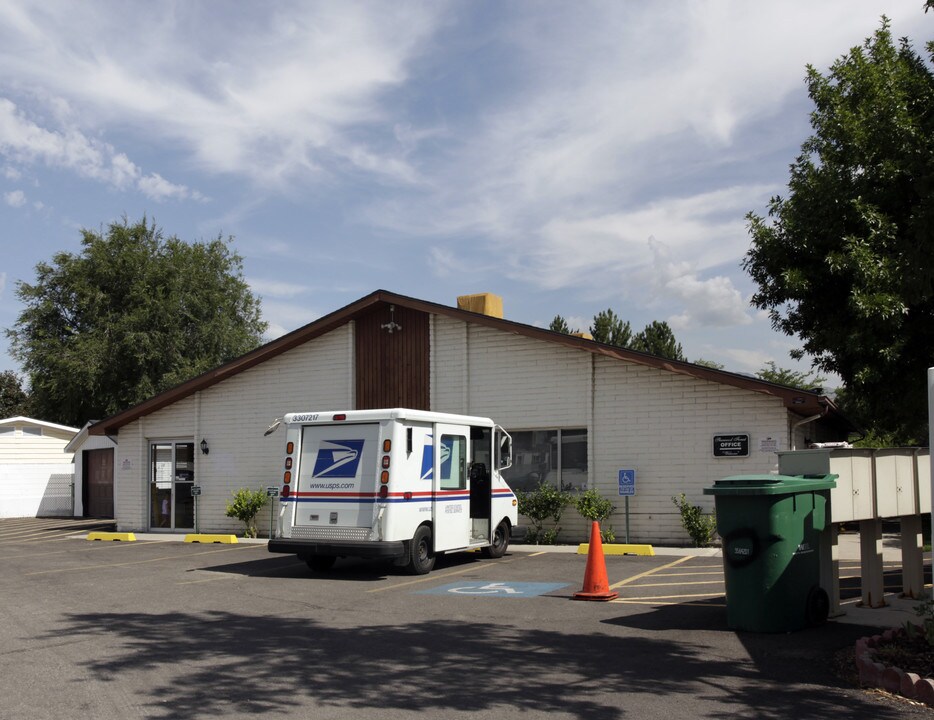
200;438;209;455
381;304;403;334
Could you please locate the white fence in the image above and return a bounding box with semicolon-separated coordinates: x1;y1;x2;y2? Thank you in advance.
0;463;74;518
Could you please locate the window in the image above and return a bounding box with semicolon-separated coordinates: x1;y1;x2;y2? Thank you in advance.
22;426;42;437
501;428;588;493
439;435;466;490
0;427;14;436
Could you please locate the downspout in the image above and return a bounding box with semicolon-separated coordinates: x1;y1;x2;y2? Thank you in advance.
790;405;828;450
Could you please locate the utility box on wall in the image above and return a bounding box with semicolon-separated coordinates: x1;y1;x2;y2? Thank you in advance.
777;448;874;523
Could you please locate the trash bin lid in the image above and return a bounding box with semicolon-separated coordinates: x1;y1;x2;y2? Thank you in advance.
703;473;837;495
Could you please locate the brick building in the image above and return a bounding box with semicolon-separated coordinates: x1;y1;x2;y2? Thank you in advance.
87;290;850;544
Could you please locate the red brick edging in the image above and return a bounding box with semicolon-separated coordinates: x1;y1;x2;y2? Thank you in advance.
855;626;934;705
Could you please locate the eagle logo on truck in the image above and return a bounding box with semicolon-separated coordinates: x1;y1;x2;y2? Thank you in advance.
311;439;365;478
419;434;453;481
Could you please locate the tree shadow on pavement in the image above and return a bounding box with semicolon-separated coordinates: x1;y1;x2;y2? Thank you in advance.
50;610;913;719
606;605;909;717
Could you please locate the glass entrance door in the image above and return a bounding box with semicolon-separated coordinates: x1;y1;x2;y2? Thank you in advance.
150;441;195;530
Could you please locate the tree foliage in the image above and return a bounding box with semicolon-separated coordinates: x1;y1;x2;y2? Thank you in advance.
589;308;632;347
7;217;267;427
549;315;572;334
631;320;686;361
0;371;29;418
756;361;826;392
743;20;934;443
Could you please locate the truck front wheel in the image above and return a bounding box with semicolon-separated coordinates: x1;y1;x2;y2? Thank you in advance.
407;525;436;575
481;520;510;559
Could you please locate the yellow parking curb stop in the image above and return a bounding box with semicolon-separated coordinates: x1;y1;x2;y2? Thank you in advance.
578;543;655;556
183;534;238;544
87;532;136;542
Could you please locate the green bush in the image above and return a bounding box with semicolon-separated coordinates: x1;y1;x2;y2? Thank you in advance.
225;487;269;538
574;488;615;542
517;481;573;544
908;593;934;646
671;493;717;547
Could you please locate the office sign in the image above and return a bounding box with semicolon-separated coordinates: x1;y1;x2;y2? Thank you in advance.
713;434;749;458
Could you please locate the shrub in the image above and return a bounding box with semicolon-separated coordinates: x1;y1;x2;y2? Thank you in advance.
225;487;269;538
517;481;573;544
909;593;934;646
574;488;615;542
671;493;717;547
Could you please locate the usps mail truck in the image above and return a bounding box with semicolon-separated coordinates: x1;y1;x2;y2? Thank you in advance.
267;409;519;574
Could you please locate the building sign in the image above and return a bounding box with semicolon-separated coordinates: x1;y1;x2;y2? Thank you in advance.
759;437;779;453
713;434;749;458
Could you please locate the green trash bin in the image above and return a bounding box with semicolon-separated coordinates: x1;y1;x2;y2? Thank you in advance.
703;474;836;632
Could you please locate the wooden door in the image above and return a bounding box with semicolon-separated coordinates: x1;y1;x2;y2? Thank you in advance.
85;448;114;518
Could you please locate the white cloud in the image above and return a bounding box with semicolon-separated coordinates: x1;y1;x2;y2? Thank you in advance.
249;278;310;299
0;3;443;189
3;189;26;207
0;271;6;297
261;299;322;339
648;238;753;329
428;246;458;278
0;99;199;201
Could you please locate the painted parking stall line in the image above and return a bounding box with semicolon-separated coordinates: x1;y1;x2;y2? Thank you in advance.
418;580;568;597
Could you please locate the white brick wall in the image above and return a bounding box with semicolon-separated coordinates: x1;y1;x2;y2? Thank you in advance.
431;315;468;412
114;327;353;533
462;324;592;426
592;360;788;545
109;313;814;547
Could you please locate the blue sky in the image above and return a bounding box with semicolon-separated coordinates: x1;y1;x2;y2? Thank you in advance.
0;2;928;385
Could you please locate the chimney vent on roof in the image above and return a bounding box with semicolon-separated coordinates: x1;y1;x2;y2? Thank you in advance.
457;293;503;318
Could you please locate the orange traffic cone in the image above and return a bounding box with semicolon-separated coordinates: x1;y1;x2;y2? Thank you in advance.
573;521;619;601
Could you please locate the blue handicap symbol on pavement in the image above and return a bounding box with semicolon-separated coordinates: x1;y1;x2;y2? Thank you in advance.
417;581;568;597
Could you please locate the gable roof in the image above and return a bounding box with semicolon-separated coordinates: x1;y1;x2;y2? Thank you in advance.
65;420;116;453
89;289;852;436
0;416;79;435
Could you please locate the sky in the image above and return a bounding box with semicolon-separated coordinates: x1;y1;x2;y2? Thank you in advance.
0;1;929;387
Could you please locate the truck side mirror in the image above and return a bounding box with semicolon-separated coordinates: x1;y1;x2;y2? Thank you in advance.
498;434;513;470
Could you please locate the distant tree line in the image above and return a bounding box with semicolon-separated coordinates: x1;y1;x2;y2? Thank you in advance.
549;309;686;362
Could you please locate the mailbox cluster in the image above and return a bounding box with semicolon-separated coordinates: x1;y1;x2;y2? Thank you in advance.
777;447;929;609
777;447;931;523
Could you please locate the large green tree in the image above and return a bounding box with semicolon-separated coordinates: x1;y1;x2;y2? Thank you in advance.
631;320;685;361
743;20;934;443
589;308;632;347
8;217;267;427
0;370;29;418
756;361;826;392
549;315;572;334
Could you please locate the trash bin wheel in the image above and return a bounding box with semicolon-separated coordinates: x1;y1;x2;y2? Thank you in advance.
806;585;829;626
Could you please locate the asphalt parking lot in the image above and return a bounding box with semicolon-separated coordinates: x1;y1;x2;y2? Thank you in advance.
0;518;928;720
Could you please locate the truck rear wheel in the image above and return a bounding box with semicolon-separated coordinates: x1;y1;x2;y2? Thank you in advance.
481;520;510;559
407;525;435;575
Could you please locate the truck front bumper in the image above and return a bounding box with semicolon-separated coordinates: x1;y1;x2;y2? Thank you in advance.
268;538;406;559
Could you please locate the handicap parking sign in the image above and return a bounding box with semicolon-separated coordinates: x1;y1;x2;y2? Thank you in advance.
618;469;636;496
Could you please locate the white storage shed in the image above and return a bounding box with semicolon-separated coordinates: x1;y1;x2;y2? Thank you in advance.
0;416;79;518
